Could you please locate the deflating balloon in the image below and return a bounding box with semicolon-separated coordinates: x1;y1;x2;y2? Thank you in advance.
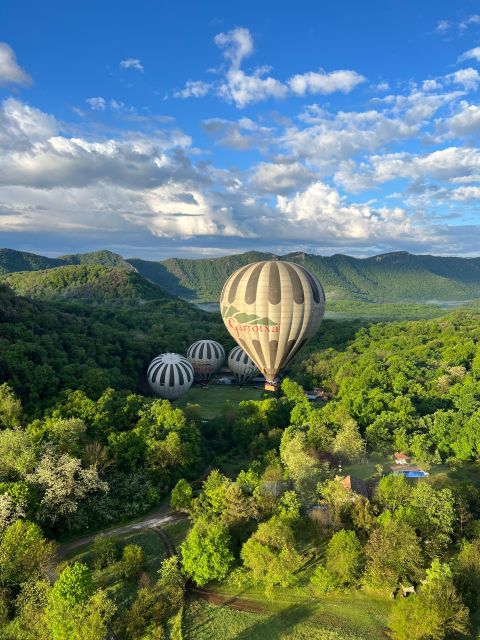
220;261;325;385
147;353;194;400
187;339;225;383
228;346;259;385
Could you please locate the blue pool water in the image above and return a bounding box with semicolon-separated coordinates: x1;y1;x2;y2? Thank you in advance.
400;471;429;477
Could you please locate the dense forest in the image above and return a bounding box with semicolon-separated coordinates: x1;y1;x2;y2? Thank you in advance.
1;265;480;639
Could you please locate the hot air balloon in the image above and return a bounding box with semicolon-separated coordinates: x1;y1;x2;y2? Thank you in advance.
228;346;259;385
186;339;225;383
220;260;325;389
147;353;194;400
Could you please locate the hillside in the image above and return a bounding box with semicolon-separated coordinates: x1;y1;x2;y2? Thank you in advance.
0;283;224;412
0;248;132;275
0;264;170;301
132;251;480;303
3;247;480;303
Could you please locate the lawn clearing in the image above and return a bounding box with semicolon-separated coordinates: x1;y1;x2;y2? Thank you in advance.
175;384;265;418
184;590;390;640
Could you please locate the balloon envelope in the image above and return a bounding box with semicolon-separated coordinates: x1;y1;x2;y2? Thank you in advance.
228;346;259;385
187;339;225;383
220;261;325;384
147;353;194;400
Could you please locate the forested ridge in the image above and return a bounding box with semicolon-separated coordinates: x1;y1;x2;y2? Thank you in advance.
4;247;480;303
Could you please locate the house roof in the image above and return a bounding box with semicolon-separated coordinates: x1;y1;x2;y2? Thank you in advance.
394;452;410;460
339;475;369;498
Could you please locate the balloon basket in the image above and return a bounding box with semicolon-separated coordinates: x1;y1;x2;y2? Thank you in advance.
264;381;278;392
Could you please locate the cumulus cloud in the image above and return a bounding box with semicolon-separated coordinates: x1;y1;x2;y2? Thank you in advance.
174;80;211;98
288;70;365;95
250;160;316;193
334;146;480;192
86;96;106;111
120;58;144;72
442;101;480;138
0;42;31;86
459;46;480;62
214;27;253;69
174;27;365;108
275;181;416;243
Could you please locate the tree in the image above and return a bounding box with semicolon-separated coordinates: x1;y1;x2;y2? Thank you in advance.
193;470;230;520
241;516;303;596
332;418;365;463
0;429;36;480
170;478;193;513
310;565;337;594
363;519;423;591
455;537;480;608
280;428;325;503
46;563;116;640
28;450;109;528
406;483;455;555
92;534;118;570
388;559;469;640
121;544;145;579
325;530;363;587
180;519;234;586
0;520;54;588
220;482;258;527
8;577;51;640
0;383;22;429
375;474;411;512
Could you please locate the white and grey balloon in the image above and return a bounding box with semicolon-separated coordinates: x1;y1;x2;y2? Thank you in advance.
147;353;194;400
186;339;225;383
228;346;259;385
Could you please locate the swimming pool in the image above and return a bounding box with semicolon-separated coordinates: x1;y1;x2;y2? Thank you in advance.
398;470;429;478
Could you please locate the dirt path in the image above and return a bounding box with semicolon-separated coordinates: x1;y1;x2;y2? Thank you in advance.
56;507;179;561
188;588;265;613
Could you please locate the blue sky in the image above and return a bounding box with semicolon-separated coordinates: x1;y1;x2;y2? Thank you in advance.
1;0;480;259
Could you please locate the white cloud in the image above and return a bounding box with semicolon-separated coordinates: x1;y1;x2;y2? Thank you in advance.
0;42;31;86
174;27;365;108
422;79;441;91
443;101;480;138
459;46;480;62
250;160;315;193
335;146;480;192
120;58;144;72
275;181;415;243
86;96;106;111
435;20;451;34
447;68;480;91
288;70;365;96
214;27;253;69
174;80;212;98
218;68;288;108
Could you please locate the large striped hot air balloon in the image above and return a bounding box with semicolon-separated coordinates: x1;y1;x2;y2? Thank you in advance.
228;346;259;385
187;339;225;383
220;261;325;389
147;353;194;400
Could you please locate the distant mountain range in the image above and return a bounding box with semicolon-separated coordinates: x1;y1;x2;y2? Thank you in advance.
1;247;480;304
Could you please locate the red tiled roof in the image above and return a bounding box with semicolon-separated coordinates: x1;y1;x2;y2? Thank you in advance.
394;452;410;460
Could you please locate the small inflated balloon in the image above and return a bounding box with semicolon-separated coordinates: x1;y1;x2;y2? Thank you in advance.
228;346;259;385
187;339;225;383
220;261;325;385
147;353;194;400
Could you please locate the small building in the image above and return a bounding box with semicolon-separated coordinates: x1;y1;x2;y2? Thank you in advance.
394;452;410;465
336;474;377;500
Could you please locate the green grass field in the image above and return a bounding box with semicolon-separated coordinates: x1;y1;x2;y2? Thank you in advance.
184;591;390;640
175;384;265;418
